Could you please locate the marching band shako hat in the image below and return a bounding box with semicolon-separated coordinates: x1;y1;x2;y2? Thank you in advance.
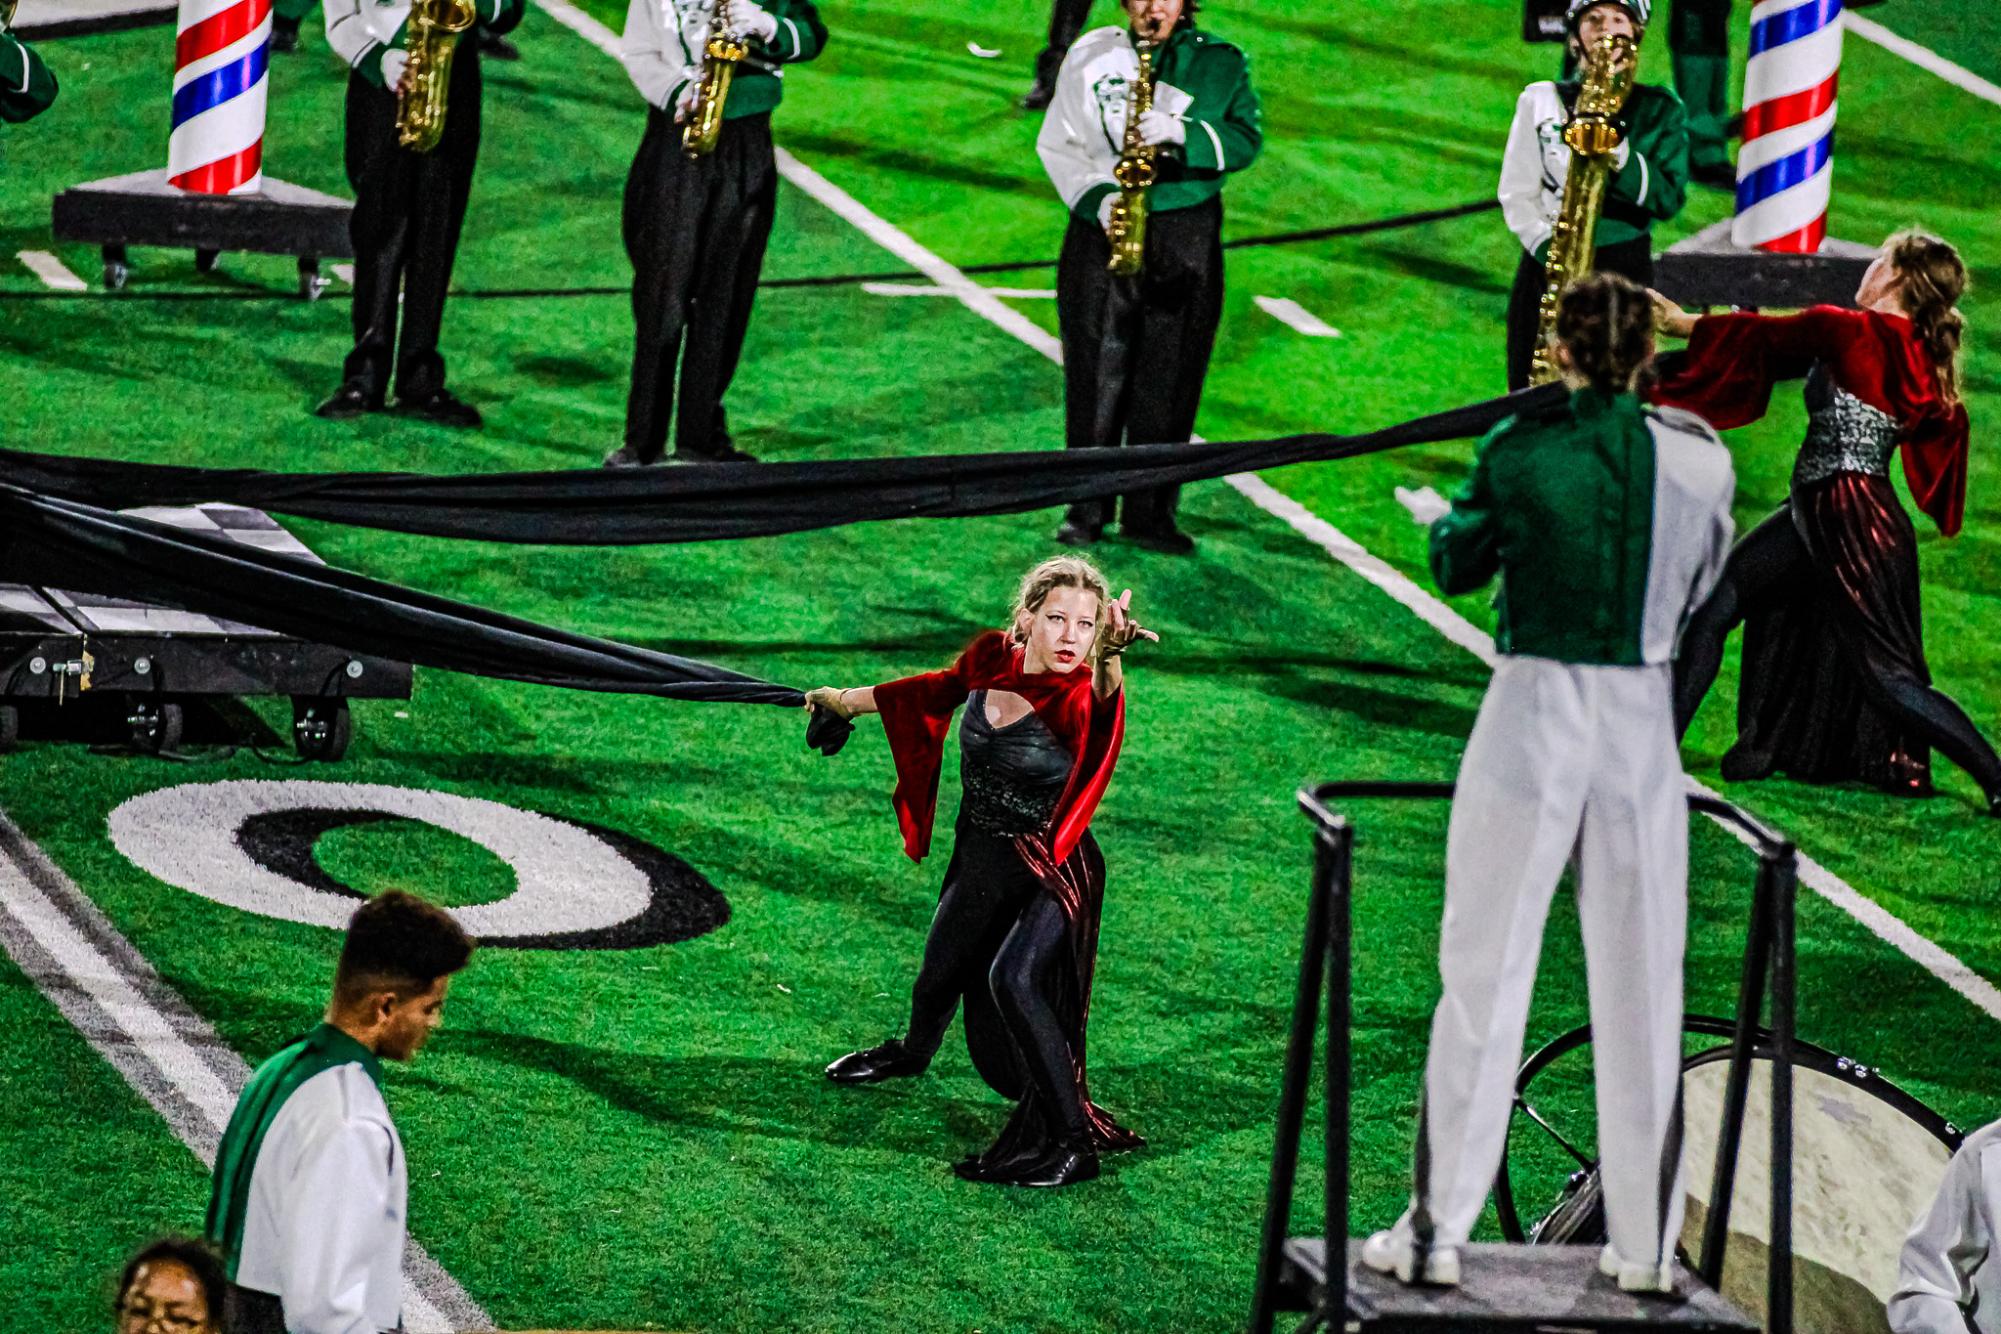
1564;0;1651;33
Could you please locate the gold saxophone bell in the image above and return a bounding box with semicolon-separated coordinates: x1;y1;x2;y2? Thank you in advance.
1106;43;1159;279
1529;32;1638;385
684;12;750;159
395;0;479;155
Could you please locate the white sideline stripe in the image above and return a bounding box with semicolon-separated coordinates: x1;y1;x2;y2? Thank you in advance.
18;250;87;291
0;821;475;1331
862;281;1057;300
1255;295;1343;338
537;0;2001;1027
331;262;356;285
1845;11;2001;109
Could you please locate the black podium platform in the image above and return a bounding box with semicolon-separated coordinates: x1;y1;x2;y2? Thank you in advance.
1654;219;1876;311
51;169;353;297
0;504;409;757
1277;1242;1761;1332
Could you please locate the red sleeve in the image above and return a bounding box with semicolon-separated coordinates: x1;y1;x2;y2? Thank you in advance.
873;631;1007;862
1045;686;1124;865
1650;307;1861;430
1902;401;1970;537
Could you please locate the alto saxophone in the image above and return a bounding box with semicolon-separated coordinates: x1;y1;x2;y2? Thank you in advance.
396;0;479;154
1105;42;1159;278
684;3;750;158
1529;32;1638;385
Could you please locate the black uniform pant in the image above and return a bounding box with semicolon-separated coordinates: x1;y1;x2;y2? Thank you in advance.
1033;0;1095;89
622;108;777;461
342;47;481;400
1504;233;1654;391
1056;196;1225;534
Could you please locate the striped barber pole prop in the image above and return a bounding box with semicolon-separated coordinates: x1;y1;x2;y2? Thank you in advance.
1732;0;1843;254
167;0;273;194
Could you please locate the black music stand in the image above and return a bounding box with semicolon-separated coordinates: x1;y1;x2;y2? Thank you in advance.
1247;781;1798;1333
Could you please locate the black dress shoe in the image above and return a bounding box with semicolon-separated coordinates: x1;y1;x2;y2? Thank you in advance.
1691;160;1737;190
270;16;301;52
314;381;381;420
825;1039;930;1085
1988;792;2001;820
602;445;657;468
985;1142;1100;1188
671;443;758;464
477;30;522;60
1054;518;1100;547
1020;78;1055;111
1123;523;1195;556
394;387;484;429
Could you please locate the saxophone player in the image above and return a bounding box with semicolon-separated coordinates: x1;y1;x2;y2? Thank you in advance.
1500;0;1688;390
605;0;827;467
315;0;525;426
1036;0;1261;555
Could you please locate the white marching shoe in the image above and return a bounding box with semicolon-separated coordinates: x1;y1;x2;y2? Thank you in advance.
1360;1229;1462;1287
1598;1243;1676;1295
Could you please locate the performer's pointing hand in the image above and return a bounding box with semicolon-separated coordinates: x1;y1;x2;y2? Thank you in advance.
1100;588;1159;658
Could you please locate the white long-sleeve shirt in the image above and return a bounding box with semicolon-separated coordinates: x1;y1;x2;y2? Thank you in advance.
1890;1119;2001;1334
234;1063;408;1334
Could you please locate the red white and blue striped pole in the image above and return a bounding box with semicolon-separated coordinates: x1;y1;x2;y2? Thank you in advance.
1732;0;1843;254
167;0;274;195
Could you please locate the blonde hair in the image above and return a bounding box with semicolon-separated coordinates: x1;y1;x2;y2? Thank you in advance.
1007;555;1112;653
1885;228;1968;408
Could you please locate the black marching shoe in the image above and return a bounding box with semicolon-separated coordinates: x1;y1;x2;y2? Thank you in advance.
314;381;381;420
1988;791;2001;820
1053;517;1100;547
1691;160;1737;191
1020;77;1056;111
395;387;484;429
825;1039;930;1085
977;1141;1099;1188
1123;523;1195;556
270;15;302;52
477;29;521;60
602;445;657;468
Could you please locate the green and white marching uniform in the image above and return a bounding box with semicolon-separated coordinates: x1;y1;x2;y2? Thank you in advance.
1387;388;1734;1287
1;26;57;125
323;0;525;87
207;1025;407;1334
620;0;825;120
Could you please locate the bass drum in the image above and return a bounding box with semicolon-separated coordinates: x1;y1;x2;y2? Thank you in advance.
1498;1018;1962;1333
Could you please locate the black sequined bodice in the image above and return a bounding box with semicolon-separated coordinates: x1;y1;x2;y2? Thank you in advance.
1793;362;1901;490
960;690;1072;836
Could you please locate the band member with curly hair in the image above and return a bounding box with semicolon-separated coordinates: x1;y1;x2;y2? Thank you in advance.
813;556;1156;1188
1652;230;2001;816
1367;273;1735;1294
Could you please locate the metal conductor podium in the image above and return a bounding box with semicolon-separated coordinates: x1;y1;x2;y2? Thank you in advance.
1248;781;1799;1334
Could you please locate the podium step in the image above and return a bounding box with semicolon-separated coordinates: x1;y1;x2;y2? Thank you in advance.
1280;1240;1762;1332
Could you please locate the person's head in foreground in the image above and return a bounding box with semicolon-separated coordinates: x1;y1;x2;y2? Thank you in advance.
115;1238;224;1334
1008;555;1115;674
1858;228;1968;405
1566;0;1647;61
1124;0;1192;45
330;889;474;1061
1552;271;1656;395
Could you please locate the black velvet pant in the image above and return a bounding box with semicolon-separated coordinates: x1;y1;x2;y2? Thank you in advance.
1032;0;1094;88
1673;487;2001;800
342;49;481;401
1056;197;1225;535
903;816;1098;1146
622;108;777;461
1505;233;1654;392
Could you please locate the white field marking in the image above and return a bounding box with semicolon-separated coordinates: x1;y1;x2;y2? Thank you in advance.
0;817;479;1331
18;250;87;291
1254;294;1343;338
528;3;2001;1018
331;262;356;285
1845;11;2001;109
862;281;1056;299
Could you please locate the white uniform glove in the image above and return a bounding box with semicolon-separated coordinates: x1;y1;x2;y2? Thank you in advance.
1611;139;1632;169
731;0;780;43
673;77;700;122
1137;109;1185;148
380;48;410;93
1395;485;1452;527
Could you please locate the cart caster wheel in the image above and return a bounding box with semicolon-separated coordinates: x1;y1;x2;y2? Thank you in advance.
293;699;351;762
0;704;18;753
298;257;327;302
103;259;130;291
127;699;184;755
195;248;220;274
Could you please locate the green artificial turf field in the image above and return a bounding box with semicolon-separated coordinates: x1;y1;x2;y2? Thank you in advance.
2;2;1998;1330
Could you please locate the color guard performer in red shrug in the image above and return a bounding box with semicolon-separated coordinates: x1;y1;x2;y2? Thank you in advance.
807;556;1156;1188
1650;230;2001;816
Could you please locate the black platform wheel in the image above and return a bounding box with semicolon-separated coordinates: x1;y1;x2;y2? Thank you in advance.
292;698;352;762
297;256;327;302
127;698;184;755
103;257;130;291
0;703;19;754
195;247;221;274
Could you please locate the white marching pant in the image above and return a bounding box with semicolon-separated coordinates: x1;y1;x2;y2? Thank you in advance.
1401;656;1689;1276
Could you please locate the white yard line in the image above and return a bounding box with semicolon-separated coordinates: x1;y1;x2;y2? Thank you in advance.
331;262;356;286
534;0;2001;1023
1845;11;2001;109
1254;295;1343;338
862;281;1057;299
17;249;88;291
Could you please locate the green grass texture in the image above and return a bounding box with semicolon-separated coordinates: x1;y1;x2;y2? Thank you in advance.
1;1;1997;1330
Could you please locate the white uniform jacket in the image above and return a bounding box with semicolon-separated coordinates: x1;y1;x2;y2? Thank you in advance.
323;0;516;81
619;0;814;112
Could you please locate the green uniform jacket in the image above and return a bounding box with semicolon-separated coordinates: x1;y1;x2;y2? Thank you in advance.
1499;79;1690;259
728;0;826;120
1431;387;1736;667
619;0;826;121
1;30;58;124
